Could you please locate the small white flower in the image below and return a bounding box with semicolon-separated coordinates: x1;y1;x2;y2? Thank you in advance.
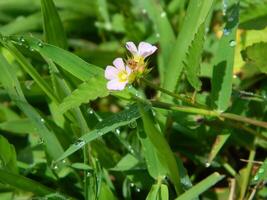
126;41;157;61
105;58;132;90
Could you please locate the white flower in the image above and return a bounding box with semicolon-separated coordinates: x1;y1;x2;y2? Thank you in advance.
126;41;157;61
105;58;132;90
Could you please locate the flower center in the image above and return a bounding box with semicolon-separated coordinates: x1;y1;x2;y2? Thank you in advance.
118;71;128;82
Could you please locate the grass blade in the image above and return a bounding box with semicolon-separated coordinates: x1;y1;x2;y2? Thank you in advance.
211;3;239;111
176;172;225;200
162;0;214;97
41;0;68;49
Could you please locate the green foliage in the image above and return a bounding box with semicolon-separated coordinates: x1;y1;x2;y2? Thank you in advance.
0;0;266;199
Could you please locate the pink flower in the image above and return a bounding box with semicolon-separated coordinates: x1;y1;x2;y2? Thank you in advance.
125;41;157;60
105;58;132;90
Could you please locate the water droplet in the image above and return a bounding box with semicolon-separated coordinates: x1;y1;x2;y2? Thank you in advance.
229;40;236;47
37;41;44;48
74;139;85;148
115;128;120;135
156;33;160;38
29;47;35;52
228;17;234;22
205;162;211;167
130;182;135;187
87;108;94;114
258;168;264;174
128;121;137;129
142;9;147;14
19;36;25;43
135;187;141;192
253;175;259;181
2;36;7;41
222;0;228;16
223;28;230;36
86;172;91;177
62;159;66;164
24;81;33;90
40;118;45;123
54;165;58;170
160;12;166;18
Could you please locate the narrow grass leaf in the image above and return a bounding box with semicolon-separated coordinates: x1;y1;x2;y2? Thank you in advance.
207;129;231;164
58;77;108;113
137;120;168;179
0;118;35;134
184;23;205;91
162;0;214;97
0;53;64;161
0;135;17;173
176;172;225;200
111;154;139;171
41;0;68;49
251;158;267;185
211;3;239;111
0;169;54;196
138;103;183;195
56;104;147;162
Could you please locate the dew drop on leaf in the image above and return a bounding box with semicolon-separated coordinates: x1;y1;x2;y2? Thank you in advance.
229;40;236;47
37;41;44;48
74;139;85;147
115;128;120;135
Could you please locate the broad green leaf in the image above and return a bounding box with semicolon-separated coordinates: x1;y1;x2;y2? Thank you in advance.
241;42;267;74
207;129;231;164
0;118;35;134
138;103;182;195
159;184;169;200
0;169;54;196
41;0;68;49
56;104;148;162
71;163;92;171
162;0;214;97
58;77;108;113
176;172;225;200
211;3;239;111
184;23;205;91
111;154;139;171
99;182;117;200
0;135;17;173
0;53;64;161
137;120;168;179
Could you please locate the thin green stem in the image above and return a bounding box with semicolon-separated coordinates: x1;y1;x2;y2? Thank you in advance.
151;100;267;131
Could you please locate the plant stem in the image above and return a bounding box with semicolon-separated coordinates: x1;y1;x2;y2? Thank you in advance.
151;100;267;131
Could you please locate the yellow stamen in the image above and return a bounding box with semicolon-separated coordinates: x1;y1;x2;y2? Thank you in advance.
118;71;128;82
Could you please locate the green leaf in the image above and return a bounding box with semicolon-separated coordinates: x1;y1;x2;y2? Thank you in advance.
159;184;169;200
0;53;64;161
162;0;214;97
41;0;68;49
207;129;231;165
58;77;108;113
176;172;225;200
138;103;182;195
184;23;205;91
56;104;148;162
251;158;267;185
241;42;267;74
0;118;36;134
10;36;103;81
137;120;168;179
146;184;160;200
211;3;239;112
136;0;175;83
0;135;17;173
0;168;54;196
111;154;139;171
71;163;92;171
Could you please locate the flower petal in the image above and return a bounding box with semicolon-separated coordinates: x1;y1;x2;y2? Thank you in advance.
107;79;127;91
126;41;138;55
113;58;125;71
105;65;119;80
138;42;157;58
125;65;132;75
